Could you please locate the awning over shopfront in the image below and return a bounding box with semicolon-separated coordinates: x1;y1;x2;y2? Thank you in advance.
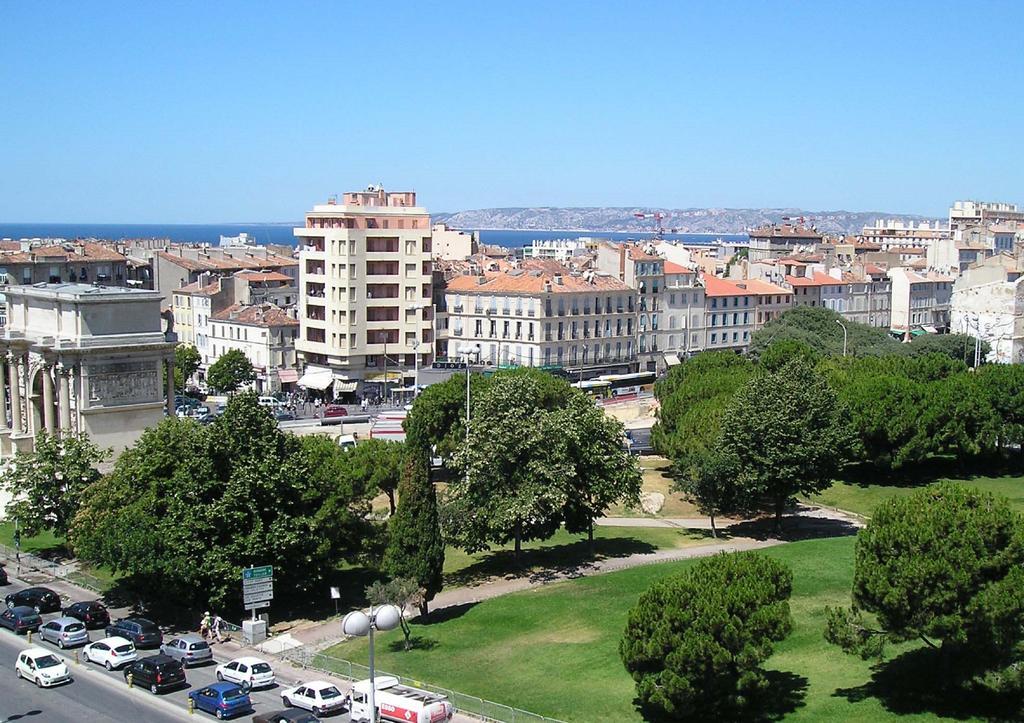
664;353;682;367
297;368;334;390
278;369;299;383
335;381;358;393
921;325;939;334
364;371;404;383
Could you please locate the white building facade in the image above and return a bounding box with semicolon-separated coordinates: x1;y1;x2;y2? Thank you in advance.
295;187;434;398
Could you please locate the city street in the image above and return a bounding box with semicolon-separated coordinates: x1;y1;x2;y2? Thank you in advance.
0;577;354;722
0;629;184;723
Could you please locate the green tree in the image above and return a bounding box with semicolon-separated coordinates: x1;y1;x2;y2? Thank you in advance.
206;349;255;394
71;393;372;608
365;577;424;650
620;552;794;721
652;352;753;466
446;373;570;559
760;338;820;372
903;332;990;367
675;450;745;538
721;358;855;529
381;451;445;616
342;439;405;515
750;305;899;359
555;390;643;547
1;431;108;539
825;483;1024;689
174;344;202;390
404;372;491;459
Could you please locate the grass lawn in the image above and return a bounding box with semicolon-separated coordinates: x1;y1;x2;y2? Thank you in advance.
0;520;65;555
321;536;1000;723
806;474;1024;518
442;525;712;588
607;455;702;518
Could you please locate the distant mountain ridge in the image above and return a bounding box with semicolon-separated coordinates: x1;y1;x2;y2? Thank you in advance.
432;207;943;236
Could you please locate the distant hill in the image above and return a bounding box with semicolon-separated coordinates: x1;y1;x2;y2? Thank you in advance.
432;207;942;236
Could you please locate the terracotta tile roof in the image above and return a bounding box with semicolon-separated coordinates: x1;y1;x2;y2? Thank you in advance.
212;303;299;327
749;224;822;240
0;242;126;263
664;261;692;274
626;246;661;261
156;251;216;272
175;280;223;296
890;246;926;255
235;270;293;283
0;241;22;252
446;268;629;294
784;272;846;288
703;275;792;297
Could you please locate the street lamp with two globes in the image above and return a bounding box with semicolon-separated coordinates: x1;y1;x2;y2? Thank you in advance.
341;604;403;723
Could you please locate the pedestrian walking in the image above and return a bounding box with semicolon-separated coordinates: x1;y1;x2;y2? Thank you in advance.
200;611;212;641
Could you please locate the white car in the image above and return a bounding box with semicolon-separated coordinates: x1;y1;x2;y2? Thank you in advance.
281;680;348;716
82;636;137;670
15;647;72;687
216;656;275;689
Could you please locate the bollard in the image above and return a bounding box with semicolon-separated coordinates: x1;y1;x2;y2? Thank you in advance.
127;671;134;688
27;630;32;644
74;651;80;666
188;698;194;715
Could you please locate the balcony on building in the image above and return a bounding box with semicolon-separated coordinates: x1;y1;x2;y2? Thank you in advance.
366;284;399;300
305;281;326;298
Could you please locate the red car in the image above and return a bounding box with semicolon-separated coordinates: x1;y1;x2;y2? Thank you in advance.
319;404;348;425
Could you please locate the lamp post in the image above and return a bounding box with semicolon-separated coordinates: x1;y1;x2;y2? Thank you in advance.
411;339;420;399
341;604;402;723
456;344;480;480
835;319;848;357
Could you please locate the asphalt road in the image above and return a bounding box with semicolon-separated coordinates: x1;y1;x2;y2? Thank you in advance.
1;578;353;722
0;628;184;722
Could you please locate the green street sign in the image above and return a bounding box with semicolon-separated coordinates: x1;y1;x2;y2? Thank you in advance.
243;566;273;581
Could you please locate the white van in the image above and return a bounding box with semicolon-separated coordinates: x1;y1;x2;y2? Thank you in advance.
338;433;357;451
349;676;454;723
258;396;281;408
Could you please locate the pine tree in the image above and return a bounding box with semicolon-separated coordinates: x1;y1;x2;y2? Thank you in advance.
382;451;444;617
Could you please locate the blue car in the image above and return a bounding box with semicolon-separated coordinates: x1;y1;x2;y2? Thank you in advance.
188;681;252;719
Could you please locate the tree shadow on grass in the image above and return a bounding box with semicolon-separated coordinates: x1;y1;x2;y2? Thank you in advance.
726;511;861;542
416;601;479;626
386;635;439;653
444;536;659;588
833;646;1022;721
633;669;808;722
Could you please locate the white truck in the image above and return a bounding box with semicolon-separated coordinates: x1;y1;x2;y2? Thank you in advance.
349;676;455;723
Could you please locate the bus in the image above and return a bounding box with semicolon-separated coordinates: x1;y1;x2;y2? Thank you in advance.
597;372;656;398
570;379;612;400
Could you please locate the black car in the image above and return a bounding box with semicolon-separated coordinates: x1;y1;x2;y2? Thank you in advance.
0;605;43;633
252;711;321;723
123;654;186;694
4;586;61;613
106;617;163;648
63;600;111;629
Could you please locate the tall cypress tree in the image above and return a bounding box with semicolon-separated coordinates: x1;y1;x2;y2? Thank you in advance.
382;451;444;617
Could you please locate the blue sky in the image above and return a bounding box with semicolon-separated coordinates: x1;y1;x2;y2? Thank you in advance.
1;1;1020;222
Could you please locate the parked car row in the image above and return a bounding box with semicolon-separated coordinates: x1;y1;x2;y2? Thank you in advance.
1;581;335;720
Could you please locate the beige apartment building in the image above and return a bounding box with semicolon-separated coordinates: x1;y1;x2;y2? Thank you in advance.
444;266;638;375
295;187;434;398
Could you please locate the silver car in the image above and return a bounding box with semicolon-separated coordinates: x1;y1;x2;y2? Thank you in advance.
38;617;89;649
159;633;213;667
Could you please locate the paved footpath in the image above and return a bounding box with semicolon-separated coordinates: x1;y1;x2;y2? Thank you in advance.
285;504;864;650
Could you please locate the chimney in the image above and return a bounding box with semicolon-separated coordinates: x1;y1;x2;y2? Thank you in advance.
544;281;552;293
554;274;563;285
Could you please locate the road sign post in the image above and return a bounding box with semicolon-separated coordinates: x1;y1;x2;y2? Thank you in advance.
242;565;274;622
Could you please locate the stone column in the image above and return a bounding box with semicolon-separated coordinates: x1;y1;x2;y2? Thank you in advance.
58;365;72;432
7;353;22;435
165;359;175;416
42;364;56;434
0;358;8;431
